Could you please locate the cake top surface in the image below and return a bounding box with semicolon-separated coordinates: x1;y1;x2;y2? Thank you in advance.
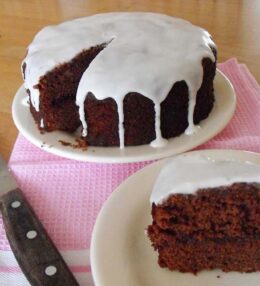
22;12;216;148
150;153;260;204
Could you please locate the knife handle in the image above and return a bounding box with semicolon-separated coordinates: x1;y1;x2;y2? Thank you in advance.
0;188;79;286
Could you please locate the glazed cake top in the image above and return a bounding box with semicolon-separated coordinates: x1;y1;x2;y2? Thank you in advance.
150;154;260;204
22;12;216;148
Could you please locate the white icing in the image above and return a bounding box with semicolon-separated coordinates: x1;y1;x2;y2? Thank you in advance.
185;83;200;135
40;118;44;128
150;101;168;148
23;13;216;148
150;154;260;204
116;99;125;149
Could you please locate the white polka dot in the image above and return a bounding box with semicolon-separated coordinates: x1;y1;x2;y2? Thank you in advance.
45;265;57;276
26;230;37;239
11;201;21;208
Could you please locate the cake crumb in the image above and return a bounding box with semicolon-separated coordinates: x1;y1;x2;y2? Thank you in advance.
59;140;71;146
41;142;46;148
59;138;88;150
217;275;221;278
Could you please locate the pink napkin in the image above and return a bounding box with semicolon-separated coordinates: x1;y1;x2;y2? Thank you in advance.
0;58;259;285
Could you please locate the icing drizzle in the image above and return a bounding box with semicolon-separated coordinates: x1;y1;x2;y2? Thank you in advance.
22;13;216;148
150;154;260;204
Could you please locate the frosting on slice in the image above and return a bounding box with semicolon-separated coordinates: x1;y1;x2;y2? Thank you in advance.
150;154;260;204
22;12;216;148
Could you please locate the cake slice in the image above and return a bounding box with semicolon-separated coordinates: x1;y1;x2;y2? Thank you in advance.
147;154;260;274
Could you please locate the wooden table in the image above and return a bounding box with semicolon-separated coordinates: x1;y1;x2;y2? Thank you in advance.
0;0;259;161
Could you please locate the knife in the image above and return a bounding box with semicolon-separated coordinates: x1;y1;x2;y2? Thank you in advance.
0;155;79;286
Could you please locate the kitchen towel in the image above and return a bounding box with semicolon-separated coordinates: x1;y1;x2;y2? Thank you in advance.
0;58;259;285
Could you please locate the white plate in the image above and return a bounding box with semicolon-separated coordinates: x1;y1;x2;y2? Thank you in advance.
12;70;236;163
91;149;260;286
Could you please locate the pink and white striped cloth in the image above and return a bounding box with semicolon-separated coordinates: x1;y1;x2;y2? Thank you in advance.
0;58;259;285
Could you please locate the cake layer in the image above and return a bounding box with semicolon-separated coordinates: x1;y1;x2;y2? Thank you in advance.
28;45;106;132
148;223;260;273
151;183;260;239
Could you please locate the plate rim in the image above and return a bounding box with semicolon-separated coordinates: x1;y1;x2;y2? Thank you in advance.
90;149;260;286
12;70;236;163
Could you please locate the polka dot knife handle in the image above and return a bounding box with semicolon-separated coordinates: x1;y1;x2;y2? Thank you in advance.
0;189;79;285
0;155;79;285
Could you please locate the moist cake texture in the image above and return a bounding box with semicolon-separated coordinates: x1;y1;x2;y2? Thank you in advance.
22;13;217;148
148;154;260;273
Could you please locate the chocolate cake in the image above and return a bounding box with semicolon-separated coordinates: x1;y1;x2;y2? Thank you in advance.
148;154;260;273
22;13;217;148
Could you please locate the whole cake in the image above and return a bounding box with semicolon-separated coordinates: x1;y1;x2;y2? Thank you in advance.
22;12;217;148
148;154;260;273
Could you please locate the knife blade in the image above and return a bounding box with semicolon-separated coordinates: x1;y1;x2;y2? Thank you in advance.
0;155;79;286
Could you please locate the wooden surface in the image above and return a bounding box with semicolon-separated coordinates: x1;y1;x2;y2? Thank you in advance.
0;0;259;161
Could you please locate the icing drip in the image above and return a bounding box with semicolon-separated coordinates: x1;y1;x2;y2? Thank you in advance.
40;118;44;128
23;13;216;148
150;101;168;148
78;96;88;137
185;85;199;135
150;154;260;204
116;99;125;149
